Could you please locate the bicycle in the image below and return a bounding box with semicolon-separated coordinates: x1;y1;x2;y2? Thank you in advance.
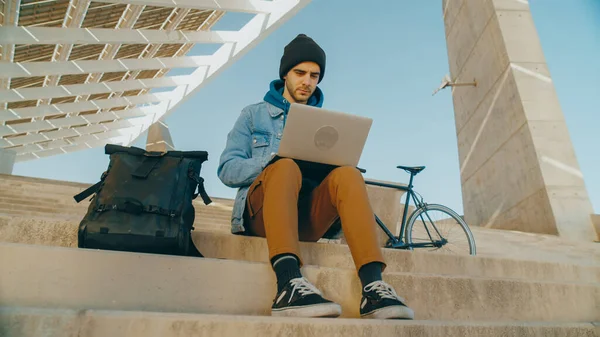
364;165;477;256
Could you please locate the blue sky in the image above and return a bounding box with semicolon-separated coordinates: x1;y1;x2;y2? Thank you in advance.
13;0;600;214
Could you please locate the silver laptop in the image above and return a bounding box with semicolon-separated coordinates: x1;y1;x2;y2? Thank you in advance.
276;103;373;167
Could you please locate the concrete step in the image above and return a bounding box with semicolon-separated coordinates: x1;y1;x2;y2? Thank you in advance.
2;242;598;322
0;193;88;207
0;200;231;225
0;193;233;223
0;175;234;207
4;198;599;268
0;213;230;247
0;211;230;231
0;173;89;188
465;225;600;265
2;307;598;337
0;209;84;221
5;173;599;263
0;183;234;216
0;180;88;198
191;231;600;284
0;191;234;215
0;193;232;217
1;215;598;284
0;201;87;216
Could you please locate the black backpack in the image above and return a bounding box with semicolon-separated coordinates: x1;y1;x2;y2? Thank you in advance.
74;144;212;257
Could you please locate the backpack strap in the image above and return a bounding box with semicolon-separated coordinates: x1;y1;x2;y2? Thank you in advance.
196;177;212;205
95;200;178;217
190;174;212;205
73;181;102;203
131;156;161;179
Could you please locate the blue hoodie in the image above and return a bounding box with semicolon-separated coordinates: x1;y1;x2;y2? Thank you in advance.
263;79;325;127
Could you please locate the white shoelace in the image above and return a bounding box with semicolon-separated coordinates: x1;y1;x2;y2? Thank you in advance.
288;277;322;302
364;280;405;302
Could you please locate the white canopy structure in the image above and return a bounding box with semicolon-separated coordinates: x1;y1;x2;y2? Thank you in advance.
0;0;310;162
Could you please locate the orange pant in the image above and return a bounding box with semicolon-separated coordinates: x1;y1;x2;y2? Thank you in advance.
244;158;385;271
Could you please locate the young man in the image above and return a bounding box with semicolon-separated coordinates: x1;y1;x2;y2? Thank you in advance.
217;34;414;320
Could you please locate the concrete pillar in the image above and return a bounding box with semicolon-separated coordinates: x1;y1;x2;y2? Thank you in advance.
145;120;175;152
0;148;16;174
442;0;597;241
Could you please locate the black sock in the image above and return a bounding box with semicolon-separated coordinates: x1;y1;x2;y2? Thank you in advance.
358;262;383;290
271;254;302;293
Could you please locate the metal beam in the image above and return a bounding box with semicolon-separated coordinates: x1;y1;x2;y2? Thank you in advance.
10;129;135;156
73;4;146;107
38;0;92;107
5;0;311;160
119;0;309;148
52;108;154;131
2;93;168;121
0;75;195;103
1;106;160;140
13;134;132;162
137;0;309;128
3;111;156;149
0;26;240;45
91;0;276;13
113;8;214;104
142;10;224;82
98;8;218;107
0;0;21;60
1;0;22;110
118;7;193;84
0;56;212;78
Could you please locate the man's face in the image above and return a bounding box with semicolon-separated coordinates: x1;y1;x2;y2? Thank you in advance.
283;61;320;104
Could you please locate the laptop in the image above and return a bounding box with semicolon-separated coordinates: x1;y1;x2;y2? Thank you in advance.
273;103;373;167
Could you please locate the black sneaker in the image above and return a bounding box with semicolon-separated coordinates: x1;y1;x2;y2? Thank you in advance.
360;280;415;319
271;277;342;318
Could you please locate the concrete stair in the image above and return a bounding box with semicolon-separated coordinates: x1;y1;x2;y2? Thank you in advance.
0;174;233;231
2;242;599;323
1;173;599;336
2;307;598;337
3;307;598;337
2;216;599;284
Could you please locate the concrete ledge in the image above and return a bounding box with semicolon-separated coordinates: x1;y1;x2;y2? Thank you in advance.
1;216;599;284
1;307;597;337
1;243;598;322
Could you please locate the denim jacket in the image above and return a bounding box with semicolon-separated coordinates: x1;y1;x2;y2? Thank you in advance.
217;79;325;234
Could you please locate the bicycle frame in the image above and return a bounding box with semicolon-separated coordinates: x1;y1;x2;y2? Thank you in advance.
365;173;446;250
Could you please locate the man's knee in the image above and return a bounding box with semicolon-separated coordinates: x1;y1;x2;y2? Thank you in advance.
330;166;364;182
269;158;302;178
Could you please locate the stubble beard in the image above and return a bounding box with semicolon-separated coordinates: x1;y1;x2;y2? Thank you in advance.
285;80;310;104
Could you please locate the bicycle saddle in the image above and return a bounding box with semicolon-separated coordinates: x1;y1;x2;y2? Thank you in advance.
397;165;426;175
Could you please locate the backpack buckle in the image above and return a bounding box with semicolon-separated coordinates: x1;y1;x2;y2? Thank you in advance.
144;151;166;157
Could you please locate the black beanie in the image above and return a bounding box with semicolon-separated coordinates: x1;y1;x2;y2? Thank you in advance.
279;34;326;83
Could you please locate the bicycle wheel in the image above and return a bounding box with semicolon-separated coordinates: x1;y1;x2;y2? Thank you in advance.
405;204;476;255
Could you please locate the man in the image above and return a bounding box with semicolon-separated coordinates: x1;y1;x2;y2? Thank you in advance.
217;34;414;320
